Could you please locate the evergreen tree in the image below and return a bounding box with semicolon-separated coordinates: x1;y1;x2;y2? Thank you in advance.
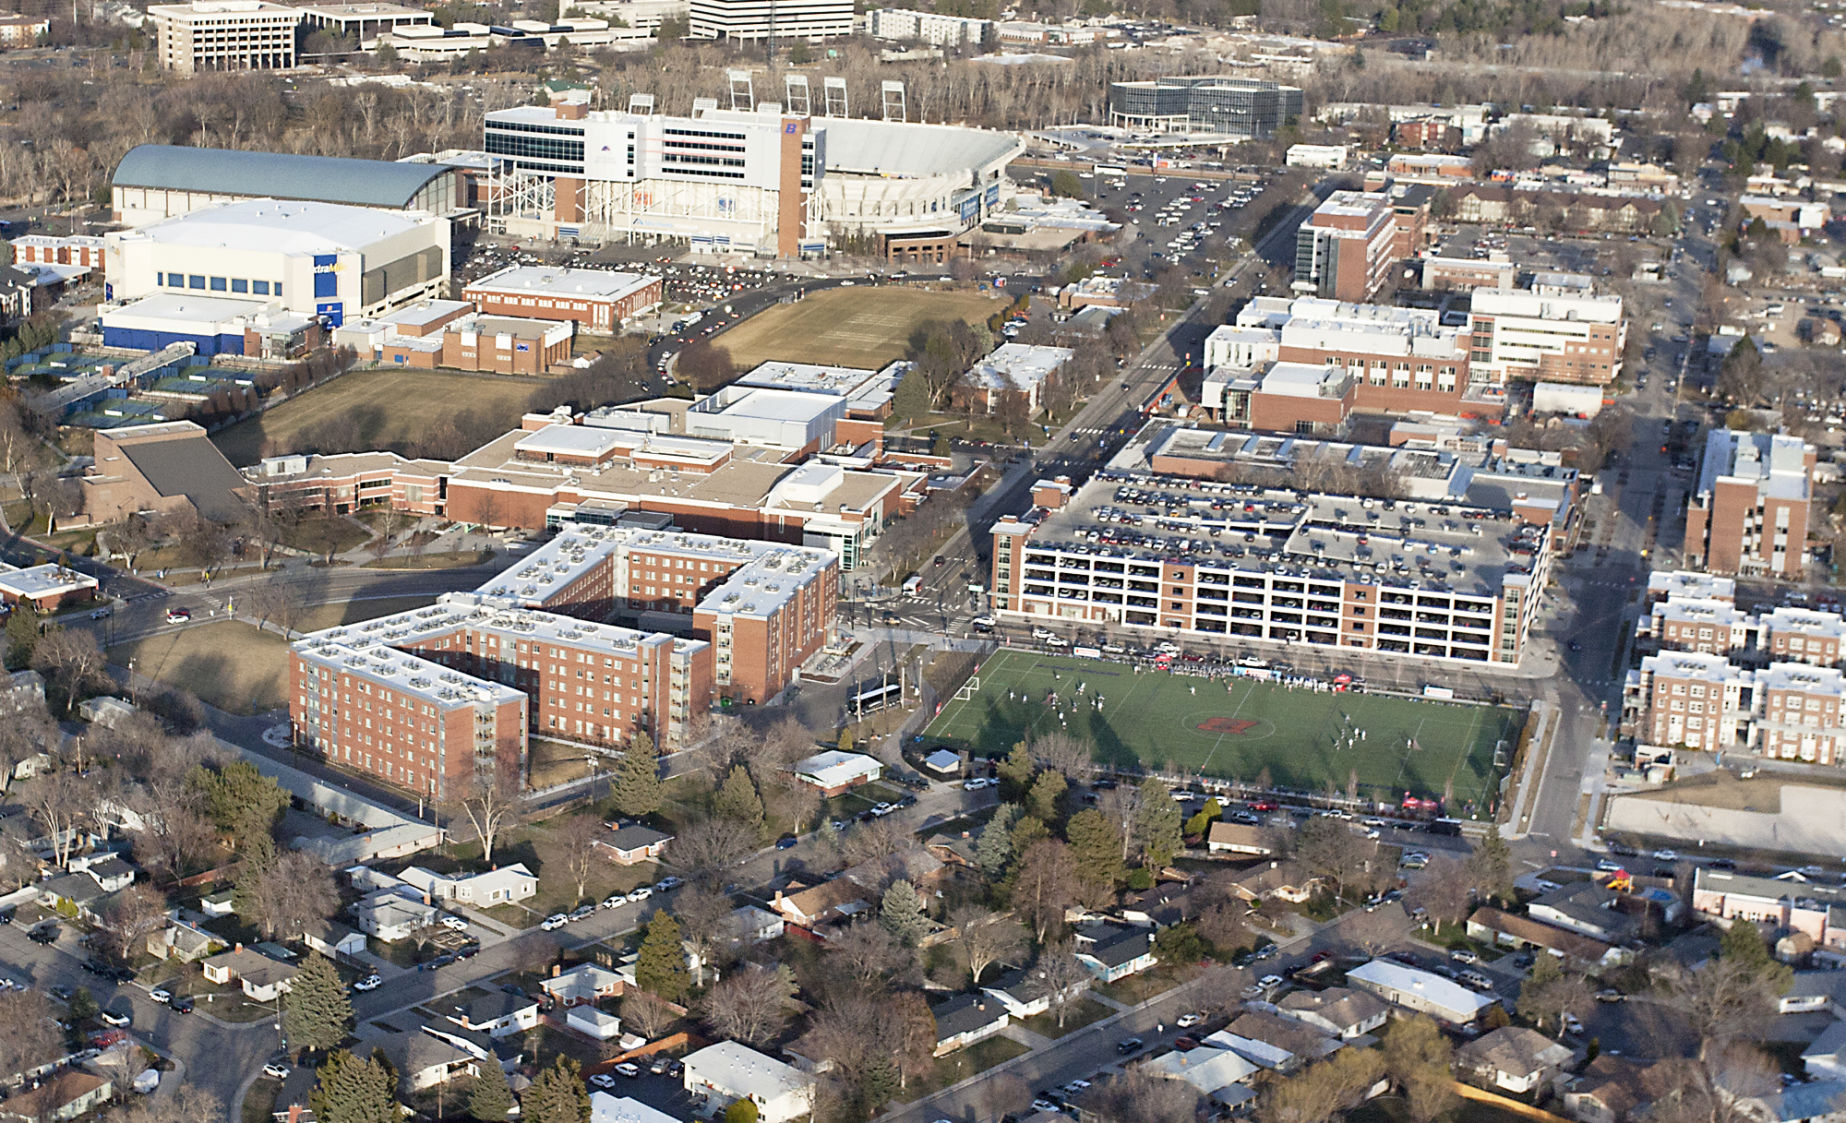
880;878;929;946
610;732;662;819
468;1063;515;1122
523;1057;592;1123
837;726;853;755
975;804;1021;878
635;912;689;1002
310;1050;397;1123
1028;771;1068;825
891;365;929;420
284;952;354;1053
1133;776;1183;872
714;764;764;833
1065;807;1126;894
1010;811;1051;855
724;1100;760;1123
997;741;1036;795
3;605;39;671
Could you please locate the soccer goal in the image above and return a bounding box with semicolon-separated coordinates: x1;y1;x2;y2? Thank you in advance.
954;676;981;701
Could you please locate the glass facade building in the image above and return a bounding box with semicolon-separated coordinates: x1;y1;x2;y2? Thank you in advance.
1107;77;1304;138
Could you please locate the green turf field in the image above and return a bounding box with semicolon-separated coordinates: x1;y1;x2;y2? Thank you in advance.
923;649;1519;814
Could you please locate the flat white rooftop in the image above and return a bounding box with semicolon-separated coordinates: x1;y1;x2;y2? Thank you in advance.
120;198;433;256
467;265;655;301
514;425;624;459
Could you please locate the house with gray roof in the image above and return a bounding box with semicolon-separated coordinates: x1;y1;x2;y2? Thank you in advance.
930;993;1010;1055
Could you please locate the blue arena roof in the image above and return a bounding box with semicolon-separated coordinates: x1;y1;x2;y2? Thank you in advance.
113;145;456;210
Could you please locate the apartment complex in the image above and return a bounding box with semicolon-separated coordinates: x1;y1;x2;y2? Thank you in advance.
473;524;839;704
1627;651;1846;763
866;7;990;44
688;0;851;39
1106;77;1304;138
289;525;838;794
1467;280;1626;386
989;426;1573;666
482;93;1020;259
147;0;304;73
1294;192;1402;303
1683;429;1815;578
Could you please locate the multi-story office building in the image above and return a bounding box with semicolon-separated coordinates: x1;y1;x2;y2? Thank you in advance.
1295;191;1400;303
1106;77;1303;138
482;93;1019;259
1209;296;1473;419
294;1;429;43
989;427;1571;666
688;0;851;39
1683;429;1815;578
1467;281;1626;386
866;7;990;44
147;0;304;73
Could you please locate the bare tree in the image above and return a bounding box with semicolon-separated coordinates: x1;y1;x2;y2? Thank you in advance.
1409;856;1474;935
621;990;678;1041
240;850;339;941
673;884;735;986
99;883;169;963
1012;839;1080;943
31;628;108;716
1095;784;1141;864
546;814;603;906
25;768;91;868
701;964;796;1047
0;991;62;1089
825;922;915;990
446;755;524;865
1026;729;1092;782
1090;1068;1201;1123
839;815;910;868
951;905;1027;986
672;816;757;886
1035;941;1094;1028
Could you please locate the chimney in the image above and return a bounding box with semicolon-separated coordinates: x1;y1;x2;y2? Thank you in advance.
552;963;561;977
234;942;243;953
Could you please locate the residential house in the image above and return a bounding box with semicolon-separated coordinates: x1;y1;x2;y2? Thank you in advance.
1120;884;1208;929
1347;958;1496;1024
351;890;437;941
791;750;882;797
398;863;537;906
596;824;673;866
841;847;946;896
540;963;624;1007
35;871;117;923
146;918;221;962
924;832;980;870
1465;907;1629;968
982;964;1092;1019
1457;1026;1573;1094
202;945;298;1002
1207;821;1278;856
1716;1078;1846;1123
1208;1011;1339;1073
445;991;540;1039
199;891;235;918
372;1027;482;1095
1779;972;1846;1015
1230;860;1319;904
683;1041;817;1123
1526;883;1639;944
725;905;785;946
1563;1054;1646;1123
770;878;867;929
931;993;1011;1055
1806;1021;1846;1083
299;920;366;960
0;1071;113;1123
569;1006;623;1041
1139;1046;1260;1097
1073;923;1157;982
1274;986;1389;1040
68;854;135;892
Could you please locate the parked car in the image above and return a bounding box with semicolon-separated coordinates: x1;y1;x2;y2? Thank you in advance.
775;835;799;850
149;989;172;1005
1450;949;1479;965
588;1074;616;1090
1595;989;1627;1003
439;915;469;932
353;975;382;992
171;996;194;1014
1176;1013;1204;1029
1652;848;1680;862
164;608;191;624
602;894;627;910
625;887;652;903
263;1063;290;1080
615;1063;641;1078
569;904;596;922
654;876;684;892
1116;1037;1144;1055
49;985;71;1002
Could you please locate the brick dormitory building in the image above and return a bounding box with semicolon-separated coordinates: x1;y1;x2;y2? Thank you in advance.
290;525;839;798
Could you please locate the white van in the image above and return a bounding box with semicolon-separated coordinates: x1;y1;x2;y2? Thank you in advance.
902;575;923;595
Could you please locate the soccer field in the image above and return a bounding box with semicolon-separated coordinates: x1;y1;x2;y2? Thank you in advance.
922;649;1520;814
714;286;1005;369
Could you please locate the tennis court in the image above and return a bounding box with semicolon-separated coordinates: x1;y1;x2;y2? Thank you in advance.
922;649;1519;813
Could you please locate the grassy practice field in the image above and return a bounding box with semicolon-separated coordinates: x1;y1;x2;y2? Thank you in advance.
714;286;1005;369
923;649;1518;813
211;369;540;466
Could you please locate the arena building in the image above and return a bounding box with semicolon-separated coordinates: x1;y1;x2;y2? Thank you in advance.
481;91;1021;259
102;198;451;336
111;145;467;227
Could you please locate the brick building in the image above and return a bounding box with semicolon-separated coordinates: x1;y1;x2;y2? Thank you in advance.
1467;280;1626;386
80;420;252;524
1294;191;1402;303
1683;429;1815;578
462;266;662;333
334;299;575;375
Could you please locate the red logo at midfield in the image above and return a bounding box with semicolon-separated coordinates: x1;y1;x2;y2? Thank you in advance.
1197;718;1259;735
